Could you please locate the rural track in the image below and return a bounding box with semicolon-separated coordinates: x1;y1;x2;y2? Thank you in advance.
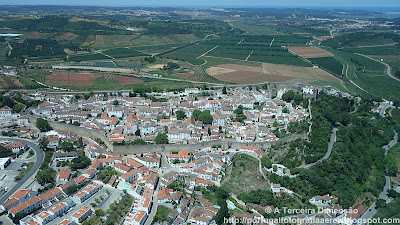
355;53;400;82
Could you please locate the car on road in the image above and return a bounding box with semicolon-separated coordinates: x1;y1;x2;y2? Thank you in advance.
21;162;26;167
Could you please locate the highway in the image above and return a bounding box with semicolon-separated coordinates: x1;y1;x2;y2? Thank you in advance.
0;137;44;205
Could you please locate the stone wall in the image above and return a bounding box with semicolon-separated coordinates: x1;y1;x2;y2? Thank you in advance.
30;117;306;155
29;116;113;150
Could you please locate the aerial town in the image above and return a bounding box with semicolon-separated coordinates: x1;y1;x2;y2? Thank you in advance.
0;3;400;225
0;84;339;225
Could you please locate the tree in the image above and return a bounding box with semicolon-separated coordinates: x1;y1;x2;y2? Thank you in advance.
222;86;227;94
72;121;80;126
39;137;48;150
191;110;201;120
155;133;169;144
58;141;74;152
376;199;386;208
36;118;51;131
135;128;141;136
261;157;272;168
198;110;213;124
13;104;24;113
176;110;186;120
214;201;229;225
95;209;105;216
36;167;56;184
0;145;13;158
75;137;84;148
385;154;398;176
112;100;119;105
215;187;229;200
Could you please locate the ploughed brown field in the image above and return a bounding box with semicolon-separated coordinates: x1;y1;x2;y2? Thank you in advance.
286;46;333;58
114;75;142;85
27;31;40;39
46;72;142;86
206;63;340;84
1;77;21;88
46;72;102;86
58;32;79;40
175;72;194;78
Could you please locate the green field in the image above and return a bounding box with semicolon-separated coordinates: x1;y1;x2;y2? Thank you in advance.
326;48;400;101
160;36;312;67
132;43;188;55
68;53;111;62
310;81;348;93
19;69;49;83
231;18;329;37
309;57;343;76
344;45;400;56
102;48;149;58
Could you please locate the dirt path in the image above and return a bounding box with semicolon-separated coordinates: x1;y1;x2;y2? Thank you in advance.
357;43;398;48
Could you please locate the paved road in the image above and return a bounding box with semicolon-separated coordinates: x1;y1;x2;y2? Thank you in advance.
0;137;44;205
361;130;398;222
145;188;159;225
298;127;338;169
355;53;400;82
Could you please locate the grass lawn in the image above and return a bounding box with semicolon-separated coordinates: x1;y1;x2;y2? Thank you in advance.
154;206;172;222
26;150;35;159
310;81;348;93
87;215;103;224
15;162;34;181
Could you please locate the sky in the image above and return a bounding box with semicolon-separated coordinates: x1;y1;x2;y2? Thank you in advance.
1;0;400;8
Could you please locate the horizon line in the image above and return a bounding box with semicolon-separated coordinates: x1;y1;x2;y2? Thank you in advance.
0;4;399;9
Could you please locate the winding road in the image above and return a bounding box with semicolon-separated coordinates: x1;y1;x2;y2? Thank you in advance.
360;130;398;223
0;137;44;205
355;53;400;82
298;127;338;169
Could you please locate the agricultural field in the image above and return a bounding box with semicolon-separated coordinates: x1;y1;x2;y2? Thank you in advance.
102;48;149;59
58;32;79;40
19;69;49;83
308;57;343;76
133;43;188;55
206;62;340;84
344;45;400;56
46;72;103;86
174;72;194;78
161;44;208;65
1;77;20;88
46;71;142;87
231;18;330;37
68;53;111;62
286;46;333;58
327;48;400;101
161;36;312;67
129;34;199;47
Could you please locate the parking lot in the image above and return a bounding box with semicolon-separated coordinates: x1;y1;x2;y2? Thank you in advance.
0;149;37;198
